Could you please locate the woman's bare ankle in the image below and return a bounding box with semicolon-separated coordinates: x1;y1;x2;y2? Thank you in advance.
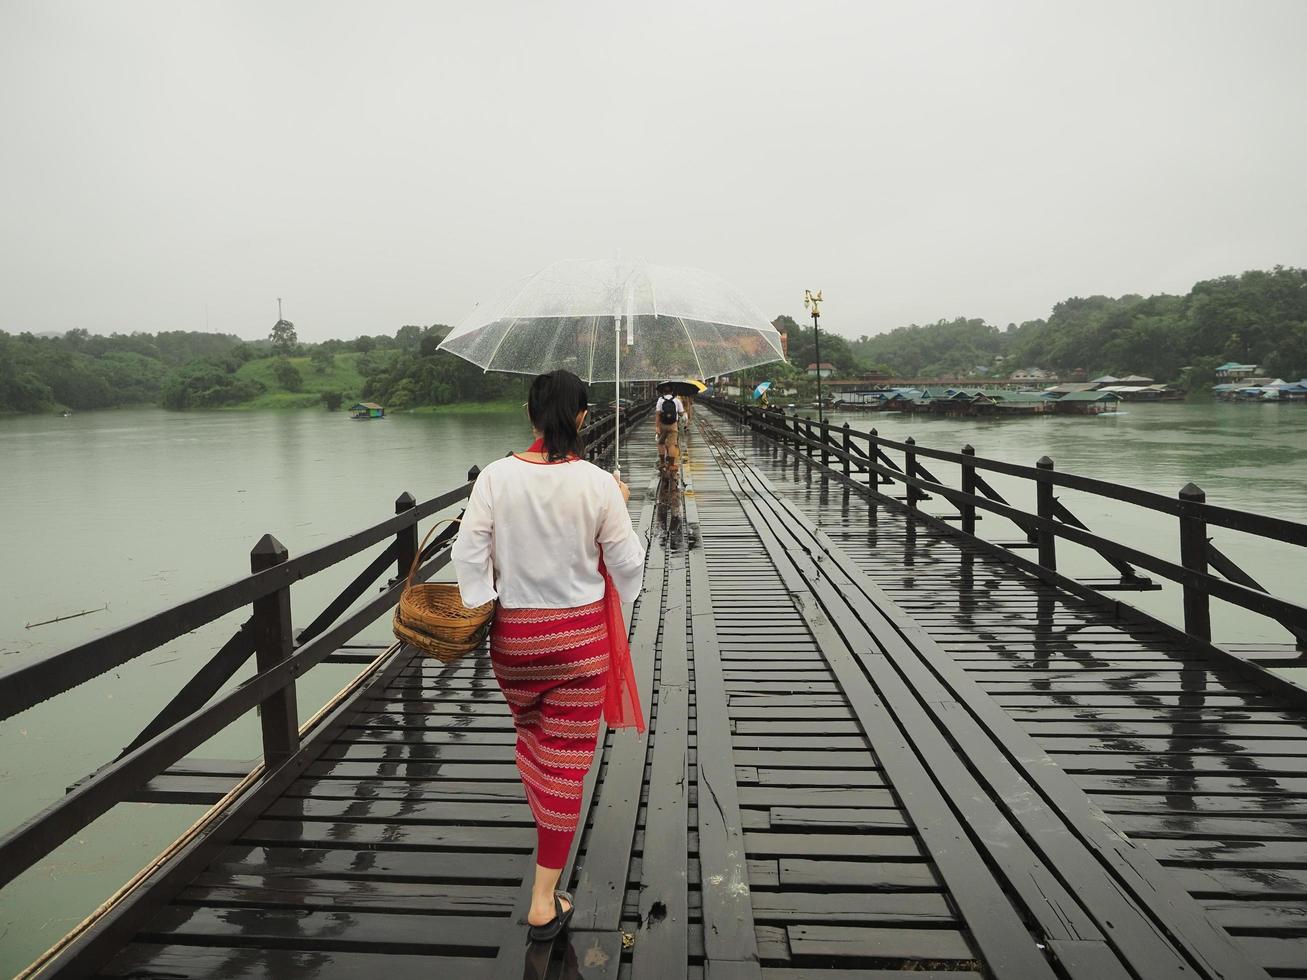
527;892;570;926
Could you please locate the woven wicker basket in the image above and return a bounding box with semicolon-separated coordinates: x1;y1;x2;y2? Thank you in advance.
393;519;494;663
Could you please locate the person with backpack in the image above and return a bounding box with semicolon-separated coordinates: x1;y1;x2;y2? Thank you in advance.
655;384;683;471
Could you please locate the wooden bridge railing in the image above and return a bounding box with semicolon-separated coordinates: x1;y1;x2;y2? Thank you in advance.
709;398;1307;664
0;400;650;894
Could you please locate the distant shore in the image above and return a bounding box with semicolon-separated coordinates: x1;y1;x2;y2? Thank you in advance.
1;398;526;418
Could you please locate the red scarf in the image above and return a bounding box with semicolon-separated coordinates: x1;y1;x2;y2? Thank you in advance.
526;439;645;733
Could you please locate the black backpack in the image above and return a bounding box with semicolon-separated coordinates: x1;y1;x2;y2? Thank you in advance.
659;397;678;425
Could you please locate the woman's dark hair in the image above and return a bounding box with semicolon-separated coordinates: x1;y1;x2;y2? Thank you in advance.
528;370;589;461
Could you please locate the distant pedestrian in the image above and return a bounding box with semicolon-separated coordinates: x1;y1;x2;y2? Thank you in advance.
453;369;647;942
655;384;683;471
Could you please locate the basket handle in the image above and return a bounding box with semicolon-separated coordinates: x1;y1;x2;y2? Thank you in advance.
406;516;462;591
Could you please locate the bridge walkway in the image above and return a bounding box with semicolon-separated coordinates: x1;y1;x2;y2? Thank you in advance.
700;408;1307;979
66;412;1306;980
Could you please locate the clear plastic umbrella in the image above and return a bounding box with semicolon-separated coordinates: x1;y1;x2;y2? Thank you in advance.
439;258;785;474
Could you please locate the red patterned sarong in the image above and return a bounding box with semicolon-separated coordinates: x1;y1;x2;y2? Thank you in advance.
490;599;608;869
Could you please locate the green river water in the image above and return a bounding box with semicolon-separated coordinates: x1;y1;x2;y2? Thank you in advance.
0;402;1304;973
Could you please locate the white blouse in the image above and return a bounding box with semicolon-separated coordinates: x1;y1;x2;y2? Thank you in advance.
451;454;647;610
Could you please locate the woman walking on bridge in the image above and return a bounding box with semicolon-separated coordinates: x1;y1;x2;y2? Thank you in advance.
452;370;647;941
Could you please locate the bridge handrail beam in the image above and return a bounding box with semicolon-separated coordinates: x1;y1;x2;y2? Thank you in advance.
0;534;457;893
0;400;650;726
715;398;1307;639
725;398;1307;547
0;482;474;724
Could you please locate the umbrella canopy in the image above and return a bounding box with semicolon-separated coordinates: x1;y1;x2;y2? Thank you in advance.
661;379;707;398
438;259;784;382
752;381;772;400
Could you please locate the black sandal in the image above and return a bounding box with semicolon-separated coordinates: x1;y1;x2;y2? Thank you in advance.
527;891;574;943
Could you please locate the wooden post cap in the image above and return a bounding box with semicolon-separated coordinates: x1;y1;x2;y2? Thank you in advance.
1037;456;1054;469
250;533;288;564
395;491;416;510
1179;482;1205;501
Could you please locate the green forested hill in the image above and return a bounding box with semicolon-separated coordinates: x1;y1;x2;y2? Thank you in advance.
845;267;1307;383
0;323;526;414
0;330;245;412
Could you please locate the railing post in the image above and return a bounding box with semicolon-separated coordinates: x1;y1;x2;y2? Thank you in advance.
1178;482;1211;641
865;429;880;525
905;437;920;511
1035;456;1057;571
250;534;299;768
841;423;851;480
960;445;977;535
820;418;831;470
395;491;418;582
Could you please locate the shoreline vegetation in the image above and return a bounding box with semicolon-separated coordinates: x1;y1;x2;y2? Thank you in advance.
2;266;1304;417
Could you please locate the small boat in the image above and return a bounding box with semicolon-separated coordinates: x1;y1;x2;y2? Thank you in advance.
349;402;385;420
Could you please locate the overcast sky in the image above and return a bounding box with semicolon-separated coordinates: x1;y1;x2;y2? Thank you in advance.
2;1;1304;343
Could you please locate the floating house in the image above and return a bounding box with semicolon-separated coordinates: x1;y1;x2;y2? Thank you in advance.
899;388;1052;417
990;390;1052;415
1098;383;1183;402
1042;382;1098;399
1269;379;1307;401
1213;379;1307;402
350;402;385;420
1215;362;1261;381
1051;390;1122;414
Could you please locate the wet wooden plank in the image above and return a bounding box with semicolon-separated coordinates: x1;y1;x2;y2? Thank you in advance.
1113;813;1307;840
238;818;535;851
284;777;526;802
1204;900;1307;931
683;475;761;974
633;547;689;980
751;890;954;925
776;859;938;889
1236;935;1307;972
262;797;532;823
786;924;973;961
743;832;919;859
1148;837;1307;867
210;844;525;883
568;475;664;935
767;807;909;831
135;904;502;954
178;873;516;914
98;943;495;979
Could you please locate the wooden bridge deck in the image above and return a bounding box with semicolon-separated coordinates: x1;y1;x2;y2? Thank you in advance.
85;411;1307;980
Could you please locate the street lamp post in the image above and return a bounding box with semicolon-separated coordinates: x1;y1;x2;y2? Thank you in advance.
804;289;824;424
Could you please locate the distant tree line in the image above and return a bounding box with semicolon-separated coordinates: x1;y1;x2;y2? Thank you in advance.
357;325;528;409
839;267;1307;384
0;322;529;414
0;329;250;413
6;265;1302;413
